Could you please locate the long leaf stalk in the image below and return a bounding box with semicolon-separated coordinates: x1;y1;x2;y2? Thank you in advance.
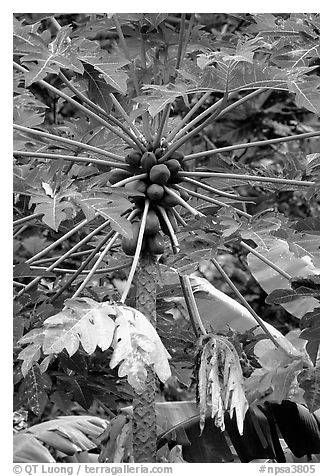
210;258;287;352
182;176;258;202
140;30;147;70
58;71;145;151
172;208;187;227
109;92;145;145
178;13;194;67
153;14;189;149
13;124;125;162
166;92;211;143
13;281;26;288
179;171;315;187
160;89;232;161
111;173;147;188
183;131;320;161
16;220;111;297
25;218;90;265
29;261;132;274
13;225;28;238
13;150;129;169
50;228;117;302
163;186;204;217
175;14;186;70
240;241;292;280
174;184;252;218
162;99;225;160
51;208;138;301
32;249;95;265
170;93;227;143
113;14;152;143
156;206;180;253
32;246;112;265
13;212;44;227
167;89;263;155
178;274;207;337
13;61;139;151
121;200;150;303
72;233;120;298
153;105;171;149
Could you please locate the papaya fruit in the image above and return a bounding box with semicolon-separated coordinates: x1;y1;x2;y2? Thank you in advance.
154;147;164;159
146;232;165;255
161;189;181;207
108;168;133;185
165;159;182;176
141;151;157;171
146;142;154;152
147;183;165;201
170;150;184;163
125;151;142;167
144;209;161;235
121;222;141;256
124;179;147;194
149;164;171;185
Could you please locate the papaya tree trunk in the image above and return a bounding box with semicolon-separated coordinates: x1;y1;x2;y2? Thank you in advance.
132;251;158;462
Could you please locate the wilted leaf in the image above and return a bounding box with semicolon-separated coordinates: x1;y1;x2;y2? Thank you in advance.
197;334;248;434
109;305;171;391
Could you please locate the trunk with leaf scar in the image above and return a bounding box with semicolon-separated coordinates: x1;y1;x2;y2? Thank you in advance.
132;251;158;462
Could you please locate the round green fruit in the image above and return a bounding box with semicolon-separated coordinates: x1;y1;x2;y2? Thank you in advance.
124;179;147;194
165;159;182;176
161;189;181;207
154;147;164;159
121;222;141;256
147;183;165;201
144;210;161;235
141;151;157;171
147;232;165;255
125;151;142;167
170;151;184;163
149;164;171;185
108;168;133;185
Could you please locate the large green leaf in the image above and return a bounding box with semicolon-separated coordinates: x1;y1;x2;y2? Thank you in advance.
17;367;52;416
79;192;133;238
14;24;84;85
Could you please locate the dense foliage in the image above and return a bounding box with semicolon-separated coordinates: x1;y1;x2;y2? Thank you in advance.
13;13;319;463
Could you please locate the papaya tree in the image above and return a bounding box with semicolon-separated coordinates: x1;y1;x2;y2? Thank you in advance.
13;13;320;463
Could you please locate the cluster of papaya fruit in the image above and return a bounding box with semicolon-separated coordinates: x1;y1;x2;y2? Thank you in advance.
109;146;189;256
